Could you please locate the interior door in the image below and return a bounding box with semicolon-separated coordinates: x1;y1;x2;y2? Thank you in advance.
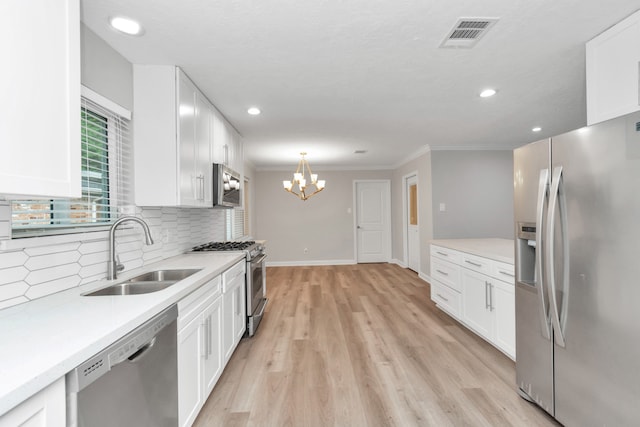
406;175;419;271
355;181;391;263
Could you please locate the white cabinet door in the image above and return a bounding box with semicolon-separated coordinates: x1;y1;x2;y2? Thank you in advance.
222;285;236;364
586;10;640;125
461;268;492;340
0;377;65;427
178;314;204;427
202;295;223;397
178;74;198;207
492;279;515;357
0;0;80;198
196;95;213;206
233;278;246;342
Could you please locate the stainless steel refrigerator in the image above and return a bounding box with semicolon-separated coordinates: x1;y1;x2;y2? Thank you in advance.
514;111;640;426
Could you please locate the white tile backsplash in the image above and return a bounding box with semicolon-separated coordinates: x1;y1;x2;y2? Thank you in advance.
0;206;227;308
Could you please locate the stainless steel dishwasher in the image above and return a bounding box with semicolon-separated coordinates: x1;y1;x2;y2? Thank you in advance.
66;305;178;427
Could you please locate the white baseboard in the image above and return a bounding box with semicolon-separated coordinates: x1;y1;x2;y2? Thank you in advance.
419;272;432;283
267;259;357;267
390;258;407;268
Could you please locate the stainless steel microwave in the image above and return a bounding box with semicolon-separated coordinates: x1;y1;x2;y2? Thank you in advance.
213;164;241;208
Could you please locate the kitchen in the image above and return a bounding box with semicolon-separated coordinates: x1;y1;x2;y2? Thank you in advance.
1;0;640;426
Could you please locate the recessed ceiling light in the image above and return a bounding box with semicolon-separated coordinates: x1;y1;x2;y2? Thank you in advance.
247;107;261;115
532;127;542;132
480;88;497;98
109;16;143;36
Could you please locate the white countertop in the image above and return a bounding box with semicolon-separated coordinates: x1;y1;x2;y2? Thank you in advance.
0;251;245;416
430;238;514;264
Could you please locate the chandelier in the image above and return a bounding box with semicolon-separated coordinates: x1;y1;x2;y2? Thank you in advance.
282;152;326;201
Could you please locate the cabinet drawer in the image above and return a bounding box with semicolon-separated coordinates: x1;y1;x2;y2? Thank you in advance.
430;245;461;264
431;280;462;318
223;260;245;292
430;258;461;292
460;253;492;275
178;275;221;329
493;261;515;284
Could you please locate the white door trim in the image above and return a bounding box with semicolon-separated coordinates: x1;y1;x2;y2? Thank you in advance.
402;171;420;271
353;179;392;263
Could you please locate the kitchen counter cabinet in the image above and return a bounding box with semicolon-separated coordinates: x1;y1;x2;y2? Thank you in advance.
0;0;80;199
177;276;223;427
222;260;246;364
0;252;245;417
0;377;64;427
430;239;515;359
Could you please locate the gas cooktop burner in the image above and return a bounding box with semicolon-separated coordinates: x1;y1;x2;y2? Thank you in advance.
191;241;256;252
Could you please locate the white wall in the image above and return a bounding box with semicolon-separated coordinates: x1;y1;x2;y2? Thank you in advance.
431;150;514;239
391;151;433;279
254;169;392;264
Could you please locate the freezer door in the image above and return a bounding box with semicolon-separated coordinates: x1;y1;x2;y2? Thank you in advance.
513;139;554;414
551;112;640;426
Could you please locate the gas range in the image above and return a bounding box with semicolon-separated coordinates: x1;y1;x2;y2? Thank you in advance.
190;240;263;260
190;240;268;337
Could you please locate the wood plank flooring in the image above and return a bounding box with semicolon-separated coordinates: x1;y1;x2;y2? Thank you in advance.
193;264;558;427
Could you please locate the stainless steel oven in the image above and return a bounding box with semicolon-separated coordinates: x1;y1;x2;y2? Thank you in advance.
190;240;267;336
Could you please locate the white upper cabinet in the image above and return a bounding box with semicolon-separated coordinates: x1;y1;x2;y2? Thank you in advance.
0;0;81;199
586;9;640;125
134;66;212;207
211;109;244;177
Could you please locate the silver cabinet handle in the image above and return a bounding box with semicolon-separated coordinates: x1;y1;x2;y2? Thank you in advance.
536;168;552;340
208;316;212;357
498;270;515;278
436;251;448;257
465;260;482;267
436;293;449;302
435;269;449;276
485;281;490;309
201;319;208;359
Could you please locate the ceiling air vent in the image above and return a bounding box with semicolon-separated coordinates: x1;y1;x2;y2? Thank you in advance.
440;17;499;49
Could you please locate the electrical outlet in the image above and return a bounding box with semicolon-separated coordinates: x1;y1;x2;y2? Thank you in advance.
304;248;308;254
439;202;446;212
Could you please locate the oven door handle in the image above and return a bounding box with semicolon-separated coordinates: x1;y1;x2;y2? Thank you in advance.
251;254;267;265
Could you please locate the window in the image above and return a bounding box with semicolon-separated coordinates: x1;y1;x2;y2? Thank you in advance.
226;208;245;240
11;92;131;235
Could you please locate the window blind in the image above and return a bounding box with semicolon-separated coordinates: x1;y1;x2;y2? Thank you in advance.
226;208;245;240
11;96;132;234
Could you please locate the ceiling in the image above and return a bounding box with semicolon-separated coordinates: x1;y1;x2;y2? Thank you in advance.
81;0;640;170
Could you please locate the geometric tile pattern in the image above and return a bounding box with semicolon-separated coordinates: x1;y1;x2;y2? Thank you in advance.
0;206;226;309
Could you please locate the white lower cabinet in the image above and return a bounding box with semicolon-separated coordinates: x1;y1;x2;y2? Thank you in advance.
177;276;223;427
431;244;515;359
222;261;246;364
461;268;493;339
0;377;65;427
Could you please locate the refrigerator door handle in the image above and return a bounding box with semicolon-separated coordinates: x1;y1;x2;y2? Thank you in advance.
547;166;568;348
536;168;552;340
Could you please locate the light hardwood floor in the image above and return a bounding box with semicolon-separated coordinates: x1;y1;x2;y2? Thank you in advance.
194;264;558;427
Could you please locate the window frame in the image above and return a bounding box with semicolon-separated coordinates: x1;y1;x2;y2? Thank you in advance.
9;86;132;238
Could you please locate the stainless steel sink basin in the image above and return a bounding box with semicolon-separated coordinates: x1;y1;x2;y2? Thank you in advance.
84;269;201;296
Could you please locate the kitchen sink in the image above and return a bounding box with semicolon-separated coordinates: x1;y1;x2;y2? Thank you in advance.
84;269;202;296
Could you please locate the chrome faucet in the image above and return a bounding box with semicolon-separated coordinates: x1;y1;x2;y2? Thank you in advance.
108;216;154;280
